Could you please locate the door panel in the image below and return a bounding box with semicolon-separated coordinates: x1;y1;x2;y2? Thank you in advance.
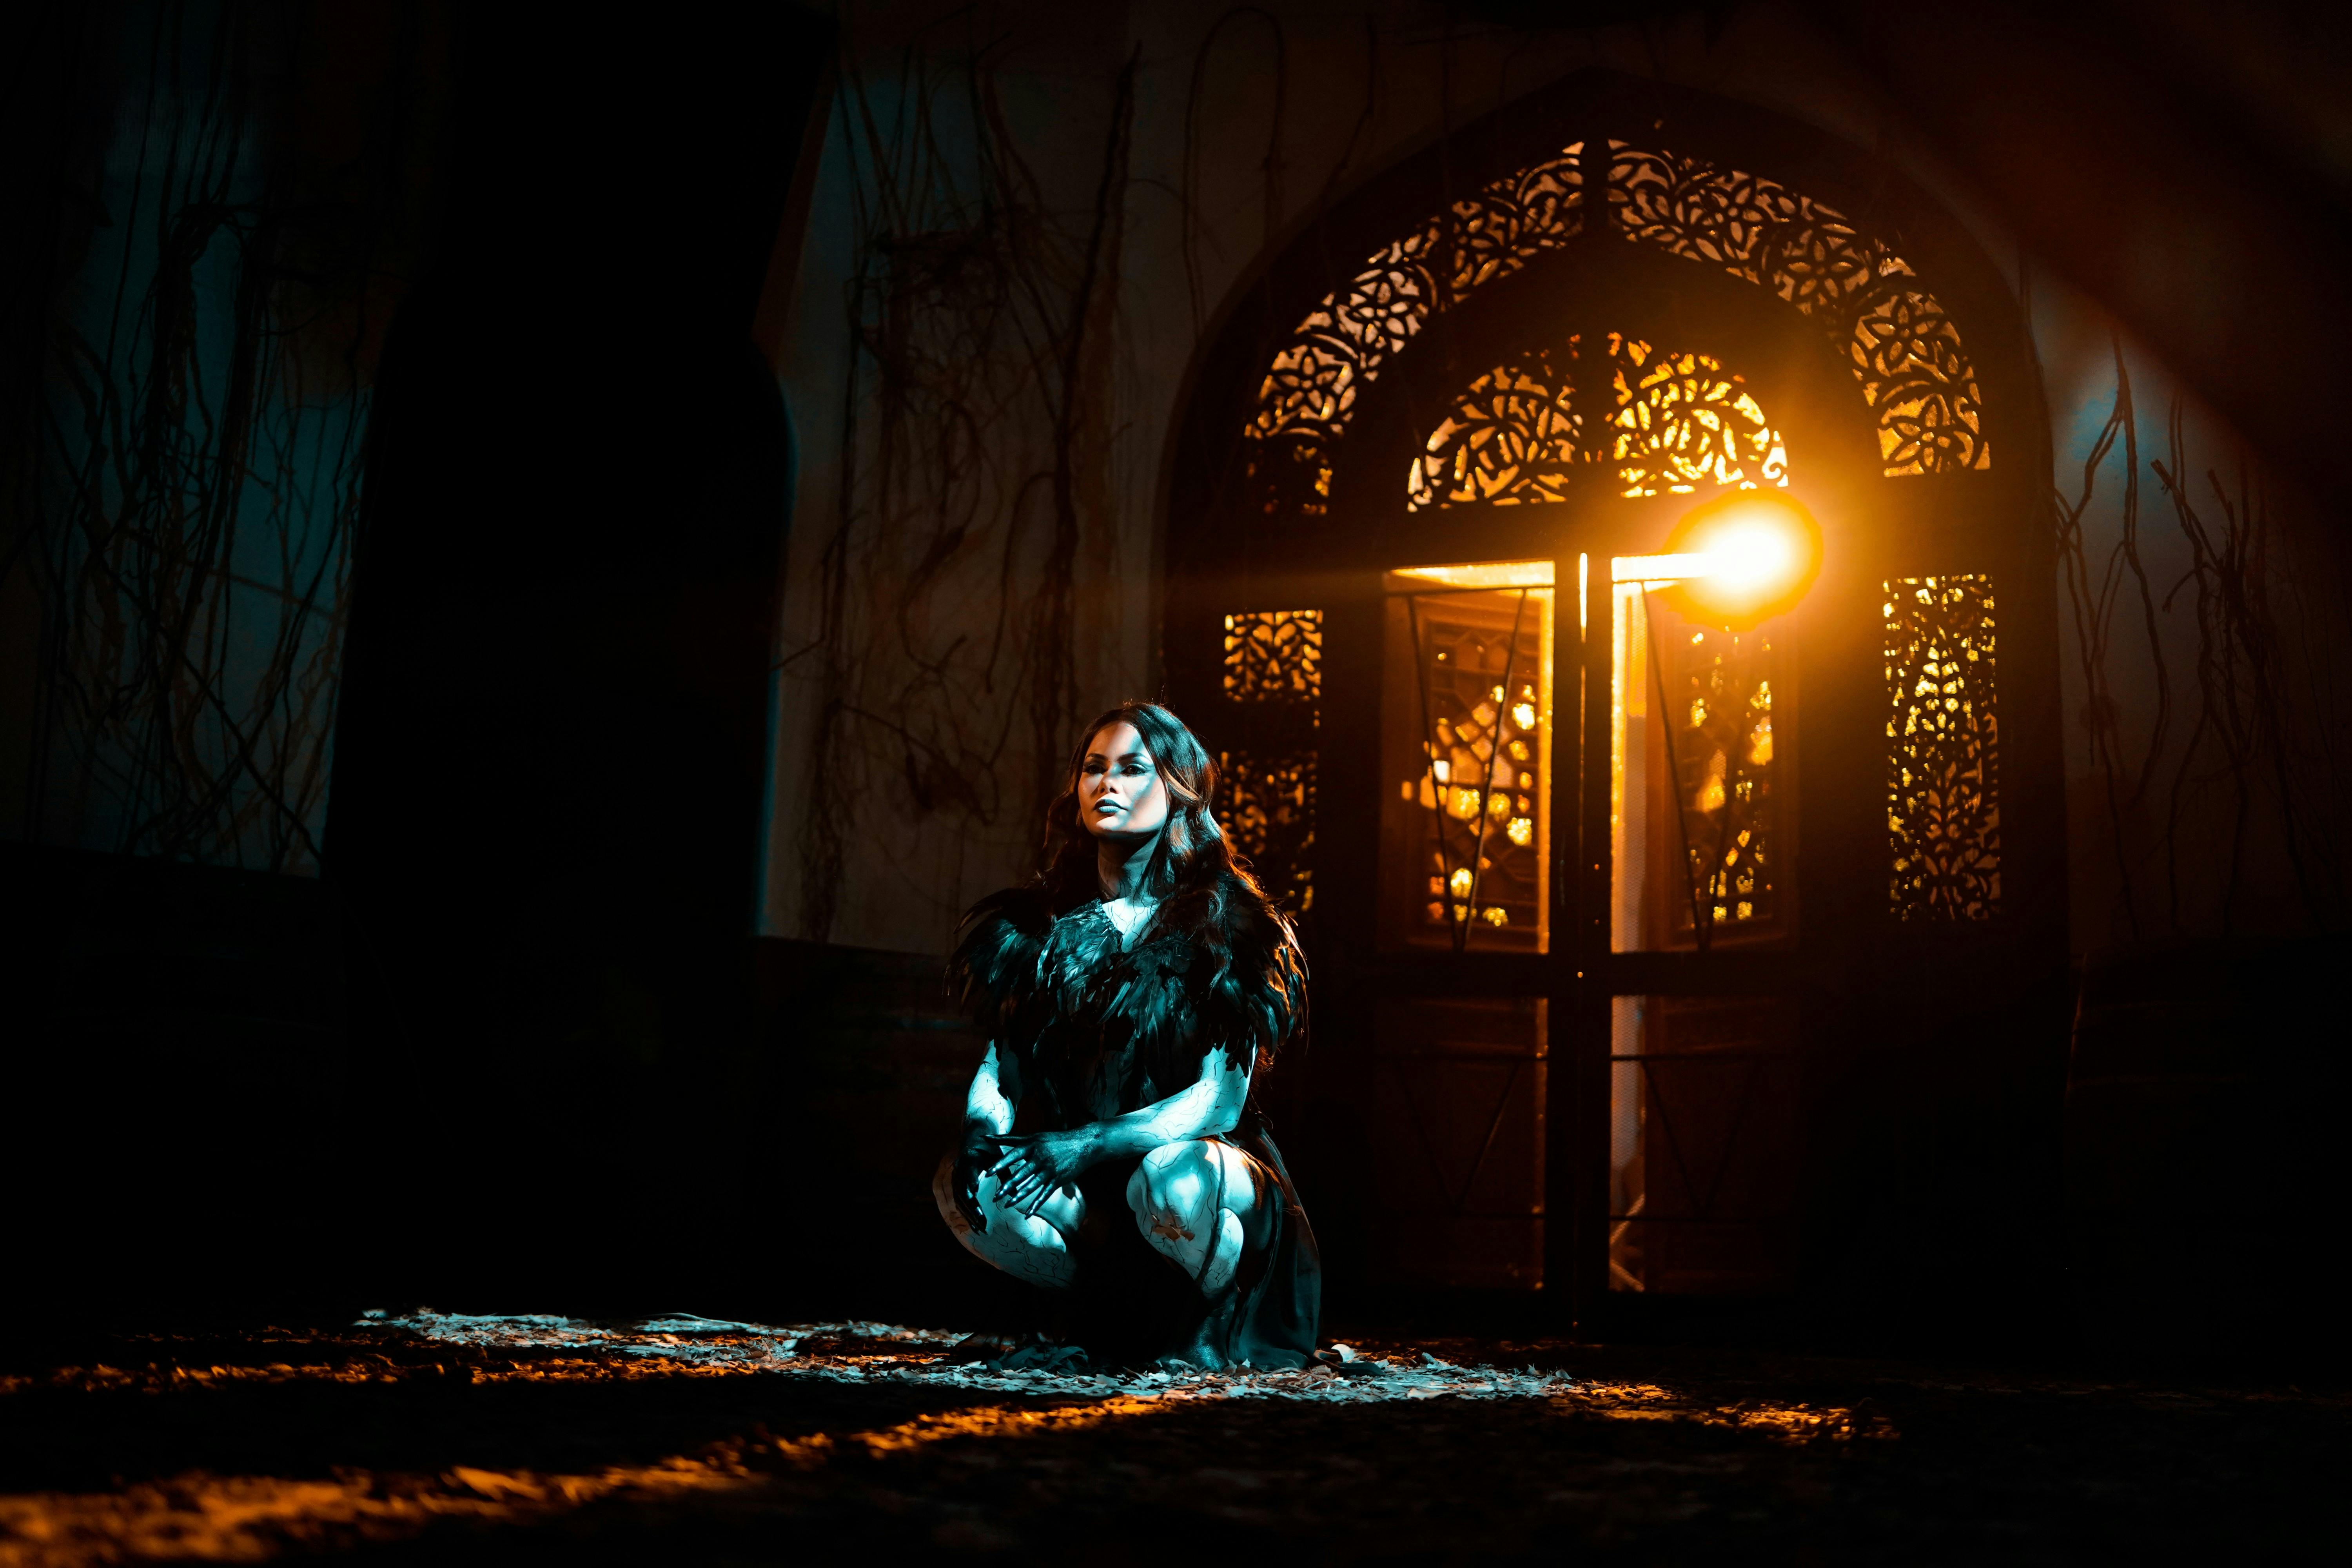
1365;996;1548;1289
1608;993;1801;1294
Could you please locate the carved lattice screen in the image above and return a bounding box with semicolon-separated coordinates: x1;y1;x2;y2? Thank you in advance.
1408;334;1789;510
1247;147;1587;515
1609;145;1987;477
1218;610;1322;911
1244;139;1987;517
1885;575;2001;920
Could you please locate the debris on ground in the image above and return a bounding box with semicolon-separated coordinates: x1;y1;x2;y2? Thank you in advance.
0;1312;2338;1564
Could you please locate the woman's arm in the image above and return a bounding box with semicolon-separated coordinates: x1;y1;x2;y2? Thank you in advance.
988;1049;1251;1214
952;1044;1021;1228
963;1042;1018;1141
1085;1048;1250;1162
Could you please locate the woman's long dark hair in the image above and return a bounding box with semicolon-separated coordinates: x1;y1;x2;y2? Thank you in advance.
1038;701;1264;907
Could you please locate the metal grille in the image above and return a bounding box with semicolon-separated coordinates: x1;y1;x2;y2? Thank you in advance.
1400;591;1549;944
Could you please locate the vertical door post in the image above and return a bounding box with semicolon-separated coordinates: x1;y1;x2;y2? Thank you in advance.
1550;553;1616;1327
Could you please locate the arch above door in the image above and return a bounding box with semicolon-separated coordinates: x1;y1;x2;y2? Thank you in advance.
1237;131;1994;531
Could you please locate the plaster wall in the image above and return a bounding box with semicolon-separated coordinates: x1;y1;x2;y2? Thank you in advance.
2033;275;2344;950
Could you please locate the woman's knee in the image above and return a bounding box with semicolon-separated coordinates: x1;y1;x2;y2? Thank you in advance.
938;1154;1082;1289
1133;1140;1214;1215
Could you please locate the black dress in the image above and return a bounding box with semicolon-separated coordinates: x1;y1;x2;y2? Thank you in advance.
949;868;1320;1368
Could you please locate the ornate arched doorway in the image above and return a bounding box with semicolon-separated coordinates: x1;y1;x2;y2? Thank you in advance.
1164;75;2065;1321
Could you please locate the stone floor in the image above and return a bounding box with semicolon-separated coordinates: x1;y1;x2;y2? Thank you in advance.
0;1312;2338;1564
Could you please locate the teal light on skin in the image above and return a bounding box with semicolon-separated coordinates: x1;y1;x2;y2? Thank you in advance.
938;720;1270;1299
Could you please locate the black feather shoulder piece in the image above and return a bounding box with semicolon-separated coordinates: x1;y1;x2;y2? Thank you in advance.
946;869;1307;1084
1144;868;1308;1070
947;885;1059;1047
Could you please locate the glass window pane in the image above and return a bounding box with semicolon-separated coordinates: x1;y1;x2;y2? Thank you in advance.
1379;562;1555;953
1611;581;1786;951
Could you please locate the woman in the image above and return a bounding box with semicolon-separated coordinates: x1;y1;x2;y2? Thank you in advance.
933;701;1318;1368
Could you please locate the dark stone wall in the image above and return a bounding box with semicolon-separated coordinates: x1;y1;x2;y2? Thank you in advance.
748;938;999;1325
0;840;998;1329
2064;939;2342;1360
3;844;352;1323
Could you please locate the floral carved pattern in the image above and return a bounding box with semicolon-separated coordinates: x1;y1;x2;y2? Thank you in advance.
1885;576;2001;921
1606;336;1789;499
1221;609;1323;702
1241;142;1988;519
1221;609;1322;910
1609;144;1989;477
1407;346;1583;510
1220;750;1316;911
1406;336;1788;510
1245;147;1586;515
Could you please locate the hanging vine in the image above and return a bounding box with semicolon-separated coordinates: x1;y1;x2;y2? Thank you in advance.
788;32;1140;939
2054;336;2346;937
3;0;431;873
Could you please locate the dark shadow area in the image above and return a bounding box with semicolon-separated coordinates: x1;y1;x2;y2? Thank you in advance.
321;0;821;1314
0;844;356;1326
3;3;835;1332
0;1327;1014;1495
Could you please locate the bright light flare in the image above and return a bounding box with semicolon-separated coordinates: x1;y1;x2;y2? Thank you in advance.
1612;492;1824;629
1611;552;1713;584
1704;518;1796;588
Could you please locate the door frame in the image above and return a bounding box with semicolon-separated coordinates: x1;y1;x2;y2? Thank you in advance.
1160;73;2065;1325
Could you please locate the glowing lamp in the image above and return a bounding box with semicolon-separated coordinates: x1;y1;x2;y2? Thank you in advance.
1611;490;1822;629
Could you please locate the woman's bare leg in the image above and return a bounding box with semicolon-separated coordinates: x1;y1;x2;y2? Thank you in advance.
933;1154;1085;1290
1127;1140;1270;1295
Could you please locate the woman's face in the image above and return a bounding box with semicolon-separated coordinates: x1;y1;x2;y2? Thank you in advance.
1078;721;1171;842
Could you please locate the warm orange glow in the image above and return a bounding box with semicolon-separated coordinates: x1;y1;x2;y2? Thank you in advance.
1611;552;1714;584
0;1398;1168;1561
1385;559;1555;590
1383;559;1554;951
1649;491;1823;630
